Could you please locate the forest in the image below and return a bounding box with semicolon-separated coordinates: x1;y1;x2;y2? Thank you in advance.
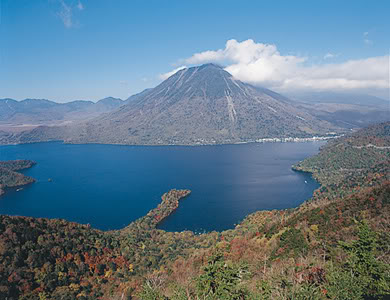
0;122;389;299
0;160;36;197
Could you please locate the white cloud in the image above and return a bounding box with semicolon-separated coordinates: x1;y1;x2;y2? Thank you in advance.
323;53;338;59
159;66;187;80
57;0;84;28
179;39;388;94
58;0;72;28
364;39;373;45
185;50;225;64
77;1;84;11
363;31;373;45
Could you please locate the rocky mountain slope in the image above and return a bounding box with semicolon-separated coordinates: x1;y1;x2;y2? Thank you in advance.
1;64;340;145
50;64;337;145
4;66;389;146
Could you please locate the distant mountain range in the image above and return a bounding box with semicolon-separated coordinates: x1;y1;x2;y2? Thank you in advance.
1;64;341;145
286;92;390;129
3;64;389;145
287;91;389;108
0;97;124;126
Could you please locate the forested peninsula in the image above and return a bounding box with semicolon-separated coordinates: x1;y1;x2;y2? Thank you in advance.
0;122;389;299
0;160;36;197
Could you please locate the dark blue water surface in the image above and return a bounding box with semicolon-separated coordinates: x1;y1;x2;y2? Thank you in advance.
0;142;324;232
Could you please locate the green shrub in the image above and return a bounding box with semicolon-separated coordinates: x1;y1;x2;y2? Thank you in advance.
325;220;390;299
272;228;308;259
340;221;390;297
196;251;249;300
138;283;166;300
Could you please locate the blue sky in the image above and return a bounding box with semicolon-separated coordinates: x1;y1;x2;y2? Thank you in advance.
0;0;389;102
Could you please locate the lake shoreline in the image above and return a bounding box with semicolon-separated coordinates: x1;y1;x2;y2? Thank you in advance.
0;134;340;147
0;160;36;197
0;141;323;232
0;170;320;235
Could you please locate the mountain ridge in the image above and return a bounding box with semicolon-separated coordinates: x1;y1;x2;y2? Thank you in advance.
0;64;341;145
66;64;339;145
0;97;125;132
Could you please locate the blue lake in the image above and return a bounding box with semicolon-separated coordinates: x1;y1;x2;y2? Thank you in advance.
0;141;324;232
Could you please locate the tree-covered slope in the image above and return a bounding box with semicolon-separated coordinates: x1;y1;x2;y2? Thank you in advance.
0;160;36;196
293;121;390;201
0;122;389;299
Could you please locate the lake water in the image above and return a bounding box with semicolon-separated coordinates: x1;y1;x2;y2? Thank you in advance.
0;141;324;232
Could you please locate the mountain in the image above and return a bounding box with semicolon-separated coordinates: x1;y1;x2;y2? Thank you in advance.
60;64;337;145
125;88;153;103
287;92;390;129
0;97;125;130
95;97;124;110
287;91;389;108
0;98;58;123
287;91;390;128
298;103;389;129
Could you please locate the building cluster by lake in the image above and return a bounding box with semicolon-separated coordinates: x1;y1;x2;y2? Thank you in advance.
255;135;343;143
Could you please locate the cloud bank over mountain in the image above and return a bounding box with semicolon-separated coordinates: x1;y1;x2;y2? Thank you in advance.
172;39;389;98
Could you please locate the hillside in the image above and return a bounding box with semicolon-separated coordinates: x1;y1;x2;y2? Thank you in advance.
1;64;340;146
295;102;389;129
287;91;389;108
70;64;337;145
0;122;389;299
0;97;124;133
285;92;390;129
0;160;36;196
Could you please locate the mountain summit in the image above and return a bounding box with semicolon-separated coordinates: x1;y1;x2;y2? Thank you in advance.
7;64;336;145
66;64;333;145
